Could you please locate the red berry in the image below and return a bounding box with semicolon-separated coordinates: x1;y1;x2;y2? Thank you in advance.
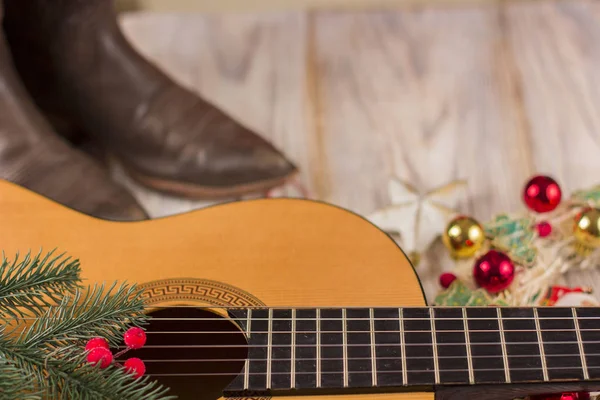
86;347;113;369
536;221;553;238
439;272;457;289
85;337;110;352
123;357;146;379
124;327;147;349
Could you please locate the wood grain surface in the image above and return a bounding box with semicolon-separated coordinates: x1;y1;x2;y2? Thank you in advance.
115;0;600;302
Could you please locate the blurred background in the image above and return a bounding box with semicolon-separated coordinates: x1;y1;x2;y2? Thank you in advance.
3;0;599;304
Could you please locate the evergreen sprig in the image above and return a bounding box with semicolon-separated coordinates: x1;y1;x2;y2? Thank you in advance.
0;334;174;400
0;251;176;399
0;251;81;318
18;283;147;349
0;351;39;400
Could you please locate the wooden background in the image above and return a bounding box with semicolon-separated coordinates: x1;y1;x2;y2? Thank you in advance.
116;0;519;12
113;0;600;302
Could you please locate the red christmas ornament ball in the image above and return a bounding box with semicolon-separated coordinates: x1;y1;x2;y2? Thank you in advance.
473;250;515;293
86;347;113;369
523;175;562;213
124;357;146;379
124;327;147;349
439;272;457;289
530;392;590;400
85;337;110;352
536;221;553;238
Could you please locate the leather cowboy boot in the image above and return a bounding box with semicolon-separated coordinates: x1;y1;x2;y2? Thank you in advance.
3;0;298;199
0;10;148;221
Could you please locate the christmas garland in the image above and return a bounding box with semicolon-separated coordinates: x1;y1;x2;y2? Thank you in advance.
435;175;600;309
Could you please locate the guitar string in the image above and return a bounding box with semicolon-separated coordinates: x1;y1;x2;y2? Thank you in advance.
141;328;600;333
114;340;600;348
9;304;600;311
78;305;600;309
145;364;600;377
14;316;600;321
131;351;600;362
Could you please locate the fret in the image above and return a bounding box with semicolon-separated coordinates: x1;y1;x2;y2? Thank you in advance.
400;308;407;386
574;307;600;379
244;309;252;390
266;308;273;389
430;309;440;384
462;308;475;384
320;309;344;388
342;308;349;388
291;309;297;389
316;308;321;388
223;308;250;392
373;308;404;387
572;308;590;380
270;309;292;389
533;308;549;381
501;308;544;383
496;308;510;383
369;308;377;387
295;309;317;389
433;308;470;384
466;308;506;384
403;308;435;385
536;307;584;381
346;309;374;388
247;309;269;390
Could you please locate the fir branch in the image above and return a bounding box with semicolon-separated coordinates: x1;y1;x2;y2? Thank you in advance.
0;335;174;400
0;352;39;400
18;283;148;349
0;251;81;319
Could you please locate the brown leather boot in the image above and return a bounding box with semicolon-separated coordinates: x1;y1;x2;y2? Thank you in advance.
3;0;298;199
0;12;148;222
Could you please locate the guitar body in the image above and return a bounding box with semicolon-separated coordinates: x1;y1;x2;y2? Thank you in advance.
0;180;431;400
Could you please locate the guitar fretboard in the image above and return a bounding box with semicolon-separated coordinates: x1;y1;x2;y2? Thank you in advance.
224;307;600;396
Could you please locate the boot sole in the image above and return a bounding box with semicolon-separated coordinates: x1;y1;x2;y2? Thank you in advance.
120;162;298;200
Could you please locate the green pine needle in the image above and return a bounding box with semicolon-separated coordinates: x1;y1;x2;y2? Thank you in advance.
0;251;81;319
0;354;40;400
0;335;174;400
18;283;148;349
0;251;178;399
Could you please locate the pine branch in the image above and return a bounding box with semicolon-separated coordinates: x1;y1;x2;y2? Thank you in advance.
18;283;148;349
0;352;39;400
0;335;175;400
0;251;81;319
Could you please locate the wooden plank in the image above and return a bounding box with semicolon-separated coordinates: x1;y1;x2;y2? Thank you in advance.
503;0;600;291
312;7;533;299
116;0;541;14
115;12;311;217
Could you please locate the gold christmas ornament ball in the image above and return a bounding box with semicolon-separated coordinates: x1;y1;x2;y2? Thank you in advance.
574;207;600;249
442;216;486;258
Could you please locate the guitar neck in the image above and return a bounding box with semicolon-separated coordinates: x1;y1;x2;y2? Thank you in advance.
224;306;600;396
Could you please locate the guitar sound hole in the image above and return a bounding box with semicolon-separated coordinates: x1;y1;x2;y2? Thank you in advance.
124;307;247;400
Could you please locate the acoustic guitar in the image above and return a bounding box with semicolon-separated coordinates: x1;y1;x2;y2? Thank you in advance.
1;180;600;400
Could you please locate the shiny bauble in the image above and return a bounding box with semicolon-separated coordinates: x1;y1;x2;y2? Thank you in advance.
574;207;600;249
523;175;562;213
442;216;485;258
473;250;515;293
